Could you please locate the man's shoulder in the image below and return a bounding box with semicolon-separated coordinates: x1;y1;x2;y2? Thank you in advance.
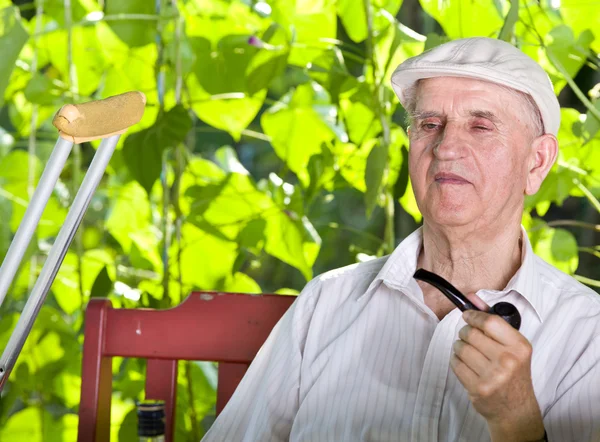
317;255;390;284
534;254;600;314
300;255;390;302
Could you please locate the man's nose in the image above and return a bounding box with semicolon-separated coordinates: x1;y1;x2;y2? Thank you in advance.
432;124;467;160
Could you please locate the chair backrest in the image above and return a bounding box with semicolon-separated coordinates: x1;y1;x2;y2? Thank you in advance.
77;292;295;442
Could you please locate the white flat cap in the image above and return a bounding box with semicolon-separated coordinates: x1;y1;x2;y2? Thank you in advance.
390;37;561;136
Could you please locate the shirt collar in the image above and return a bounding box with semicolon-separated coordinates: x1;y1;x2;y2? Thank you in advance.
503;227;544;322
358;226;544;323
359;228;424;300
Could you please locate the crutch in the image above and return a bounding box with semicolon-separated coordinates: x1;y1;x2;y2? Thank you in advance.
0;91;146;391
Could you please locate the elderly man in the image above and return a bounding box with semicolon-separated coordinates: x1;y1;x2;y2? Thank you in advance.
202;38;600;441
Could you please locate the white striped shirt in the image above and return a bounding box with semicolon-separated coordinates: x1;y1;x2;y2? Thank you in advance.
202;228;600;441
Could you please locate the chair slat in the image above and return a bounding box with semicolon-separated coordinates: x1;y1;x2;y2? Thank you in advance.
217;362;250;415
146;359;178;442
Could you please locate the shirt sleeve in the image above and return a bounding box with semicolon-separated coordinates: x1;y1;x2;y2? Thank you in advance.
543;335;600;442
200;279;320;442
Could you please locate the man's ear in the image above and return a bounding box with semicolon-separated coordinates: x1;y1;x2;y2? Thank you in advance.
525;134;558;196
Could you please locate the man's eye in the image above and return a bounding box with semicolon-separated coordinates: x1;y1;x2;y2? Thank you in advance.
473;125;491;131
421;123;439;130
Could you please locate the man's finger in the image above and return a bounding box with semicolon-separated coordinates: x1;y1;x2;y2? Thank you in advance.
453;339;489;376
450;354;479;392
465;291;490;312
463;310;521;346
458;325;502;360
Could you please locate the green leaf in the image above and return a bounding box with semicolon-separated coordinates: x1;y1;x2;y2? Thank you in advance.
214;146;249;175
424;33;450;51
392;143;409;199
261;84;335;186
373;16;425;85
337;0;368;43
118;409;138;442
525;108;591;213
560;0;600;53
105;182;160;271
247;53;289;96
222;272;262;293
340;88;381;145
122;105;192;194
53;249;114;314
186;35;272;139
237;218;267;250
23;73;65;106
8;93;57;137
43;0;98;26
532;226;579;274
399;178;422;223
175;223;239;290
105;0;156;47
419;0;504;38
582;99;600;142
0;197;11;258
0;150;68;240
271;0;337;66
0;6;28;107
306;146;335;201
334;141;371;192
0;407;78;441
374;0;403;16
36;25;108;98
364;141;387;218
192;35;259;95
307;49;351;105
121;129;163;195
90;266;113;298
545;26;594;94
186;173;320;280
192;92;266;141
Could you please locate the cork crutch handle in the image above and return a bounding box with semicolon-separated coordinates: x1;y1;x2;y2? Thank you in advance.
52;91;146;143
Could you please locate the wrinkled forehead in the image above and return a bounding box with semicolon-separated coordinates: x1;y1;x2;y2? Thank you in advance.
413;77;525;119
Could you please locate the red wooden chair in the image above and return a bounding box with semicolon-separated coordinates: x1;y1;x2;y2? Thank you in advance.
77;291;295;442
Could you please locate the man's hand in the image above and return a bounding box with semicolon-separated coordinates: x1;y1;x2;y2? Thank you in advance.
450;310;545;442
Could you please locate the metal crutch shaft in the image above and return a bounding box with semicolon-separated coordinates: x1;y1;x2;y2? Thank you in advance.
0;135;120;390
0;137;74;308
0;91;146;392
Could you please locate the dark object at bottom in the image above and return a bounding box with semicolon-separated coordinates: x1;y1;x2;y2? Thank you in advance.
137;399;166;437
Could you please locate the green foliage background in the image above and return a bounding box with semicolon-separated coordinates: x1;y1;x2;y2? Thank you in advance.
0;0;599;439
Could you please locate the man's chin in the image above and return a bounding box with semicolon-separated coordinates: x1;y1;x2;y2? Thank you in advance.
425;206;476;228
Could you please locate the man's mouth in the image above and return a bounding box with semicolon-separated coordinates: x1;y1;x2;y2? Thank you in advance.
434;172;470;184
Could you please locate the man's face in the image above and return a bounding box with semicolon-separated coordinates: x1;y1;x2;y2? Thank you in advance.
408;77;535;230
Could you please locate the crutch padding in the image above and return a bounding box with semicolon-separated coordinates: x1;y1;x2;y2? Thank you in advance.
53;91;146;143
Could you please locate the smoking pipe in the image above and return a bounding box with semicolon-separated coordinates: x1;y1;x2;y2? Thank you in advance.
414;269;521;330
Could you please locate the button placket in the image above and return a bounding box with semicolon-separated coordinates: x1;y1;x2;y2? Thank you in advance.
410;310;462;442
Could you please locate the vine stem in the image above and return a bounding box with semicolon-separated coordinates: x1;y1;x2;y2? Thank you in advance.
546;220;600;231
362;0;394;254
62;0;85;311
574;274;600;288
155;0;171;306
27;0;45;294
30;0;45;434
169;0;200;436
546;47;600;126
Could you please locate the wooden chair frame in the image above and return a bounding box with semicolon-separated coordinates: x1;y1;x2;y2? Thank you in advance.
77;292;294;441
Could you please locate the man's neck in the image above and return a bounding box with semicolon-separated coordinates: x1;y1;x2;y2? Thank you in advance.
417;221;524;298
